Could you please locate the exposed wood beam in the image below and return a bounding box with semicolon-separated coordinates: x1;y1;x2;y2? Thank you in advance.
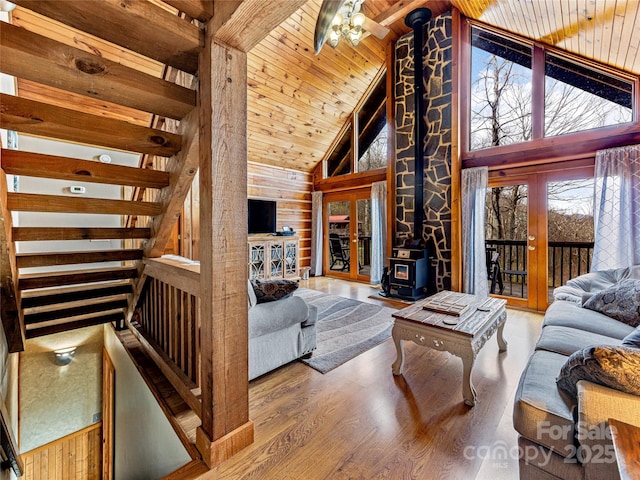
12;0;203;74
7;193;162;216
25;299;128;325
196;21;253;467
163;0;213;21
22;284;133;309
213;0;307;52
19;266;137;290
26;312;124;338
0;147;25;353
144;107;199;257
0;95;181;157
1;150;170;189
12;227;151;242
0;22;196;120
16;249;144;269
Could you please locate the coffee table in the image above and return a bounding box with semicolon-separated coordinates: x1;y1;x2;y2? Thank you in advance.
391;291;507;406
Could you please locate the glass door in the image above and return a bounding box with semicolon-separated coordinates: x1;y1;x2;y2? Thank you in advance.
324;189;371;281
485;177;537;310
486;165;594;310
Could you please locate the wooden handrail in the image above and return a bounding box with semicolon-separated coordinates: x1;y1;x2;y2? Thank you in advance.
130;256;202;417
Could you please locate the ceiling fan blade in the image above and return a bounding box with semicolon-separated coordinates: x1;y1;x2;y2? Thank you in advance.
314;0;347;55
362;16;390;40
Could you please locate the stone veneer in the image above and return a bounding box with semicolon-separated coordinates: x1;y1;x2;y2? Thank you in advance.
395;11;453;292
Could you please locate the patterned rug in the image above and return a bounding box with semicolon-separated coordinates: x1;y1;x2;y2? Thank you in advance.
294;288;396;374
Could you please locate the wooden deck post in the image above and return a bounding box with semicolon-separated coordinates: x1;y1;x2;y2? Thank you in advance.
195;23;254;468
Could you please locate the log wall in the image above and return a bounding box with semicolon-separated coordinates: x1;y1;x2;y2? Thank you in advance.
169;162;312;269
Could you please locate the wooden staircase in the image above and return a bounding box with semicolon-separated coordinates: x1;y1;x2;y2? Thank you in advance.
0;1;199;343
1;1;304;475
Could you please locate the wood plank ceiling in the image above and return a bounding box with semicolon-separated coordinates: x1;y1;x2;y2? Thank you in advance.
4;0;640;175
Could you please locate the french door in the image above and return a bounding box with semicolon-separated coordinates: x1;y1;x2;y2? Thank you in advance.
324;189;372;282
486;163;594;310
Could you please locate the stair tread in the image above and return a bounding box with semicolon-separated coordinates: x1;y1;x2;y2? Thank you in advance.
26;312;124;338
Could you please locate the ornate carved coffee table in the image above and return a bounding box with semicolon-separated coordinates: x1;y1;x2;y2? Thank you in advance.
391;291;507;406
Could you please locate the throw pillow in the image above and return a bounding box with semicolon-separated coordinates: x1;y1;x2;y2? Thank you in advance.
622;326;640;348
582;279;640;327
251;278;299;304
556;345;640;399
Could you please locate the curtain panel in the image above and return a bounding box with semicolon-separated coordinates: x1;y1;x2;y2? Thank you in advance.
461;167;489;297
592;144;640;271
310;191;323;276
370;181;387;284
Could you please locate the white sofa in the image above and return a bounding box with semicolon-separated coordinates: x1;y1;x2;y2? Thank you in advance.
513;266;640;480
247;282;317;380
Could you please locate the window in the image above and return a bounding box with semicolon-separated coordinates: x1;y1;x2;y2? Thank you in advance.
326;124;353;177
325;70;388;177
544;54;633;137
470;28;532;149
468;25;635;152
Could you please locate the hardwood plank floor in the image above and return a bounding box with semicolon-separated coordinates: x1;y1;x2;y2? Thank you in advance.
204;277;543;480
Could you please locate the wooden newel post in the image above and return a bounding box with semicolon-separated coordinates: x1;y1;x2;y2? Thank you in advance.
195;27;254;467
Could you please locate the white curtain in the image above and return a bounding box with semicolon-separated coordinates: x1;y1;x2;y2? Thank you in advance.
592;144;640;271
370;181;387;285
462;167;489;297
310;191;323;276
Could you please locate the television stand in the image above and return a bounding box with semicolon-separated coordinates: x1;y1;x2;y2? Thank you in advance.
248;235;300;280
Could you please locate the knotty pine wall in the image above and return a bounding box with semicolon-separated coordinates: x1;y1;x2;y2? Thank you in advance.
136;161;313;269
21;423;101;480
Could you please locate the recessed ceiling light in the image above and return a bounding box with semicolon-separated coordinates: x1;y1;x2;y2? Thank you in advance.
98;154;112;163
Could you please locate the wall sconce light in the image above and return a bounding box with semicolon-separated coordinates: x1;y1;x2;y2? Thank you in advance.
53;347;76;366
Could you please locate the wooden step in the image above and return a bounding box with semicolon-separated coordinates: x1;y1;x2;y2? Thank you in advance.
0;94;181;157
24;299;128;325
16;249;144;268
7;193;162;216
12;227;151;242
19;266;138;291
1;150;170;189
13;0;202;74
26;312;124;339
0;22;196;120
21;283;133;309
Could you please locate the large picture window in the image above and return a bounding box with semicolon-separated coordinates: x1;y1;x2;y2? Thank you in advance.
470;28;532;149
544;54;633;137
468;25;635;152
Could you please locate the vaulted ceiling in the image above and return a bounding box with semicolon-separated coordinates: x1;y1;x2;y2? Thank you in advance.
4;0;640;174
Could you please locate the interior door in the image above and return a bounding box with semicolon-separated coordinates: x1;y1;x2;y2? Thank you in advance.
324;189;371;281
487;164;594;311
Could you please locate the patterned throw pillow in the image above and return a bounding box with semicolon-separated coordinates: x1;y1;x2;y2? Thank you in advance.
556;345;640;399
622;326;640;348
582;279;640;327
251;279;299;304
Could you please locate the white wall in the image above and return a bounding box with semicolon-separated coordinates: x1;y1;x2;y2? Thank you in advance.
13;136;140;273
103;326;191;479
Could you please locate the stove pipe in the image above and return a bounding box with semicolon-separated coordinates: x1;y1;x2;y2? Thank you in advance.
404;8;432;242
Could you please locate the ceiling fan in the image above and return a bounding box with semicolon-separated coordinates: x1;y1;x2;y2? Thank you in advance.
314;0;390;54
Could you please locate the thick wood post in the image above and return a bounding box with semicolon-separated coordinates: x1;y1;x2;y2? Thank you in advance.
196;32;253;467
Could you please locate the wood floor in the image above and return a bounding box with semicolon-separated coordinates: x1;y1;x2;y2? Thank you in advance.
202;277;544;480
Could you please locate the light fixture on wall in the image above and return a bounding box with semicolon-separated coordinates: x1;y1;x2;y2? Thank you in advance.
53;346;77;366
328;0;366;48
0;1;16;12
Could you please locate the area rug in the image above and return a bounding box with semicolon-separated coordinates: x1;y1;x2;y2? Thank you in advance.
293;288;396;374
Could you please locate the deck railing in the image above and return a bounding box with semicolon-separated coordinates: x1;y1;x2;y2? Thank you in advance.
486;239;594;297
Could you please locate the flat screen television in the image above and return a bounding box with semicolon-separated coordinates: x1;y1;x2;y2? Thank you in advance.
248;199;277;234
